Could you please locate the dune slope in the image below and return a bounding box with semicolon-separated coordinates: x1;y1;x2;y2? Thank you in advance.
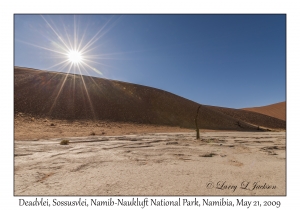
14;67;285;131
243;102;286;121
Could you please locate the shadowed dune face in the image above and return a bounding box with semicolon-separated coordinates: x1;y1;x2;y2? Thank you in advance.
14;67;286;131
243;102;286;121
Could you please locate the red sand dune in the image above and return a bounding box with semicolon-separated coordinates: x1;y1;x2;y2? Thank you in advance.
14;67;286;131
242;102;286;121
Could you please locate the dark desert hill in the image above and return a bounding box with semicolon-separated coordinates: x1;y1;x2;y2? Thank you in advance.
242;102;286;121
14;67;286;131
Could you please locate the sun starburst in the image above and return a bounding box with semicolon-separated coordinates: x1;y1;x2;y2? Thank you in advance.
15;15;123;118
22;14;123;77
67;50;83;64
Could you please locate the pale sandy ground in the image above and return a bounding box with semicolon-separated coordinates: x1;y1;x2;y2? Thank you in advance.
14;131;286;196
14;115;193;140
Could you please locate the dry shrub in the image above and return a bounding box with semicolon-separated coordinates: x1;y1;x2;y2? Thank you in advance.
60;140;69;145
200;152;216;157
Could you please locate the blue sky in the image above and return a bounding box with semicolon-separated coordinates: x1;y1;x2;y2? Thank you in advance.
14;14;286;108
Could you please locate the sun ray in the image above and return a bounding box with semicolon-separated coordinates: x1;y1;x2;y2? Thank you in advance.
73;15;79;52
49;64;73;114
79;24;109;53
45;59;70;71
79;61;103;75
18;15;129;78
41;15;72;52
18;13;134;113
77;63;96;120
16;15;138;120
79;16;123;56
81;58;116;71
76;21;90;52
79;42;107;55
62;22;74;52
16;39;68;55
52;60;72;73
79;15;119;53
83;48;152;60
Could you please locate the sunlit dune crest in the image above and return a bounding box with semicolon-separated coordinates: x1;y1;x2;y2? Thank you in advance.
242;102;286;121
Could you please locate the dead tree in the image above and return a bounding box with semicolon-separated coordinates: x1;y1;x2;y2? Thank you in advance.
195;105;202;139
235;121;242;128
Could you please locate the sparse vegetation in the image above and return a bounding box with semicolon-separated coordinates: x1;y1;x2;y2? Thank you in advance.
166;142;178;145
200;152;216;157
90;131;96;136
60;140;69;145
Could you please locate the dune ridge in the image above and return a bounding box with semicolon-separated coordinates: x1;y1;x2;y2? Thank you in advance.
243;102;286;121
14;66;285;131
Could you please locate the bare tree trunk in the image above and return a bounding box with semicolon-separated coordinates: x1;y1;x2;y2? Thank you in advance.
195;105;201;139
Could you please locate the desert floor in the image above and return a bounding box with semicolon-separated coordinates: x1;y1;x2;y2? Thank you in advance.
14;131;286;196
14;115;194;140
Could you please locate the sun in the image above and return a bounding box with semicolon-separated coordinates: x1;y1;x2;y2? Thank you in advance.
21;15;115;76
68;50;83;64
